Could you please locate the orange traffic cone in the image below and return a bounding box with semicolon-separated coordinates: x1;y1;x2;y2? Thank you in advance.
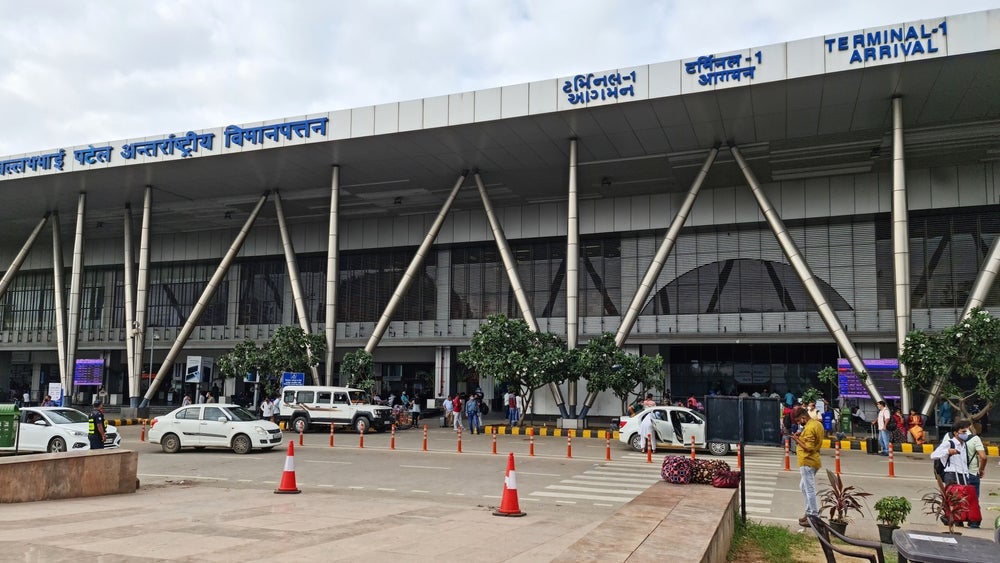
493;452;526;517
274;441;301;494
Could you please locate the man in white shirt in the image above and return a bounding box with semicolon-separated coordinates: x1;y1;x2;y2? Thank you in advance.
965;426;987;528
876;401;891;456
261;397;274;422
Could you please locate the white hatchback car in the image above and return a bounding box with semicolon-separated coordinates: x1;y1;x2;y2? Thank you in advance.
617;405;730;456
4;407;121;453
148;403;282;454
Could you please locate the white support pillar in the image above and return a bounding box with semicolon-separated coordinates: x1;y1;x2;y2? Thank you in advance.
51;213;68;401
891;97;912;413
123;205;138;402
132;187;152;407
325;166;340;386
65;193;86;403
566;139;579;417
0;213;49;300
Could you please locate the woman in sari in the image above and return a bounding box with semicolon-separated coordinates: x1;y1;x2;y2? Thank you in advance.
891;408;908;443
907;408;925;444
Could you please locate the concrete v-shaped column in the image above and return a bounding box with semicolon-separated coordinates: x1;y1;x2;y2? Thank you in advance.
140;191;270;408
730;144;884;404
474;171;567;418
566;139;580;417
274;190;320;385
920;236;1000;416
578;147;719;419
132;187;153;407
0;213;49;300
365;172;468;353
123;204;137;401
51;213;68;401
65;194;86;403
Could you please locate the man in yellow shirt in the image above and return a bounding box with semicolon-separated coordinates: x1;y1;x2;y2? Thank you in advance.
791;406;823;527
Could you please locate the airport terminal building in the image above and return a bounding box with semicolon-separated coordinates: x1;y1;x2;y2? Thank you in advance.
1;9;998;417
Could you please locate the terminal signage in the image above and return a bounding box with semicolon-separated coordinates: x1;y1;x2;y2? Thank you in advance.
837;358;901;400
825;21;946;65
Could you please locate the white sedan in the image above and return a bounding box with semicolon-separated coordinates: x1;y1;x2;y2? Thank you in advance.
148;403;282;454
617;405;730;456
5;407;121;453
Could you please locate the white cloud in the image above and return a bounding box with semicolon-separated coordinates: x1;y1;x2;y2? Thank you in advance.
0;0;996;155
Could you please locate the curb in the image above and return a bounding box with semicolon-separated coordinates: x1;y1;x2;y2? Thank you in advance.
106;418;149;426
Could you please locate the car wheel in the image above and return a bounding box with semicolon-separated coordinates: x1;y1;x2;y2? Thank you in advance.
628;433;643;452
292;416;309;434
232;434;252;454
708;442;730;456
47;436;67;453
354;417;369;434
161;433;182;454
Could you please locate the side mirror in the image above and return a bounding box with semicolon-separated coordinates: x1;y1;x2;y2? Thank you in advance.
33;420;48;426
218;417;228;423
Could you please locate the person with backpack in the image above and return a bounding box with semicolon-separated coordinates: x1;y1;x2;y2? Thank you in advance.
965;426;987;528
507;390;519;426
930;419;981;527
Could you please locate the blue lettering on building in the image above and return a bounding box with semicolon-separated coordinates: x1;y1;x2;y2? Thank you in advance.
1;117;331;178
562;71;638;105
684;51;762;87
824;21;946;64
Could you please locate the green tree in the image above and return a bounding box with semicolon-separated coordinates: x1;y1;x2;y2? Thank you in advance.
580;332;665;415
340;349;374;393
899;307;1000;423
216;326;326;397
458;314;567;423
266;326;326;384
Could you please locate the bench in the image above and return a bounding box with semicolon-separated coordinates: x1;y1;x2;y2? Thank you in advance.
0;449;138;503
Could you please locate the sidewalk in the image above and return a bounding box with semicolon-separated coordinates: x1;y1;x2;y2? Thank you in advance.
0;480;607;562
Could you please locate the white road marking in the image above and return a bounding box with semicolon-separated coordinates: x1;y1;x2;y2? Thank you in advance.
139;473;229;481
399;464;450;470
530;491;633;502
303;460;351;465
519;472;561;476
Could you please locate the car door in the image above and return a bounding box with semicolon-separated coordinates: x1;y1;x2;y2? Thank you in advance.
648;410;674;446
331;391;352;425
669;409;707;446
18;410;48;451
169;406;204;446
199;406;230;447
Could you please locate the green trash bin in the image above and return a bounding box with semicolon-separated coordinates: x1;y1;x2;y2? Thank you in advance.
0;404;18;448
839;408;852;434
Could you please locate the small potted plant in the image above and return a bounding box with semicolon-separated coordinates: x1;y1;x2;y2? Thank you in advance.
921;476;968;535
819;469;872;534
873;495;912;543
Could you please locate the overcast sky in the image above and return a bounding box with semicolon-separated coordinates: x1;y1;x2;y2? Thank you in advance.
1;0;997;156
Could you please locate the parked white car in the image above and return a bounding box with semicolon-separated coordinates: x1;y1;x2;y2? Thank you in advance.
148;403;282;454
617;405;730;456
3;407;121;453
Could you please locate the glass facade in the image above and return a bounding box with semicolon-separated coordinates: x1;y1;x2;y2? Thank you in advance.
450;235;620;319
1;207;998;332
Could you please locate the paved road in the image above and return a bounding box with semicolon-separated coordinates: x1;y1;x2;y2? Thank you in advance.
121;425;1000;541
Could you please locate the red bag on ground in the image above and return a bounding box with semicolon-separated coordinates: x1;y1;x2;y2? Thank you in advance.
945;480;982;524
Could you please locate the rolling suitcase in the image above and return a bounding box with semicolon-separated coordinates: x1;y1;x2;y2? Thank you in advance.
866;424;879;455
945;473;982;525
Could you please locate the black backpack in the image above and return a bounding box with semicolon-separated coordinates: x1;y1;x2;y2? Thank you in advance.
933;439;953;479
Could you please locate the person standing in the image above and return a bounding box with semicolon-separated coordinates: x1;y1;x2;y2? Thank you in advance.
22;390;30;408
205;392;216;404
965;426;987;528
876;401;891;456
261;397;274;422
466;394;480;434
642;393;656;409
410;396;420;428
938;401;953;427
443;394;454;427
452;394;463;432
181;394;192;406
88;400;107;449
931;420;975;527
790;406;823;527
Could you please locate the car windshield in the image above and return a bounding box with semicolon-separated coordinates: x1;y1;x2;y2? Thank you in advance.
44;409;89;424
225;406;258;422
348;390;370;404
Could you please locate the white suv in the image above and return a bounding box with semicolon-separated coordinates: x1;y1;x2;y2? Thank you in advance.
277;385;393;434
